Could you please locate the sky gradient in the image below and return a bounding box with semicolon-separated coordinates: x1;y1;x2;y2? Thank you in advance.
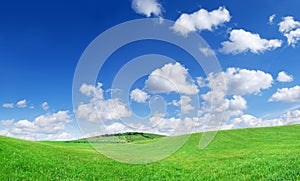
1;0;300;140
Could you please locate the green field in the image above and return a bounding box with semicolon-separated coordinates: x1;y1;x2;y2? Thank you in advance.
1;125;300;180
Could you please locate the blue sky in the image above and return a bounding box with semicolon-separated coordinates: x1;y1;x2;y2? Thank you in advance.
1;0;300;140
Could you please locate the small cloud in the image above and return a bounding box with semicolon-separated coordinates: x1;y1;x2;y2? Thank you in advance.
130;89;149;103
0;119;14;126
2;103;14;108
269;14;276;24
278;16;300;46
172;6;231;36
199;47;215;57
41;102;49;111
219;29;282;54
16;99;27;108
145;62;199;95
131;0;162;17
277;71;293;82
269;85;300;102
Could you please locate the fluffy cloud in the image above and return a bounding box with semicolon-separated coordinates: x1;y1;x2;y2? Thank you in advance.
219;29;282;54
41;102;49;111
76;99;132;123
226;109;300;129
278;16;300;46
206;67;273;95
0;129;13;137
145;62;199;95
80;82;103;99
11;111;72;140
269;14;276;24
277;71;293;82
171;95;195;114
131;0;162;17
2;103;14;108
172;6;231;36
227;114;284;129
199;47;215;57
269;85;300;102
0;119;14;126
16;99;27;108
45;132;77;141
130;89;149;103
76;83;131;123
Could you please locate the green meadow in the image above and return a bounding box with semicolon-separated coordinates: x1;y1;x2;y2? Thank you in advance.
1;125;300;180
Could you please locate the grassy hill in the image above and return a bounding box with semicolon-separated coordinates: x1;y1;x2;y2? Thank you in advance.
67;132;165;143
1;125;300;180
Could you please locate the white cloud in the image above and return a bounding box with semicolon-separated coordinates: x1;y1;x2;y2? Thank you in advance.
76;99;132;123
76;83;132;123
11;111;72;139
171;95;195;114
145;62;199;95
278;16;300;46
131;0;162;17
277;71;293;82
207;67;273;95
105;122;130;134
226;109;300;129
130;89;149;103
0;129;13;137
80;82;103;99
227;114;284;129
41;102;49;111
172;6;231;36
2;103;14;108
269;14;276;24
269;85;300;102
281;109;300;124
278;16;300;33
16;99;27;108
0;119;14;126
45;132;77;141
199;47;215;57
219;29;282;54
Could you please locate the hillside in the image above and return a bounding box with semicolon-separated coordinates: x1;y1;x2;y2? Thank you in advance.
1;125;300;180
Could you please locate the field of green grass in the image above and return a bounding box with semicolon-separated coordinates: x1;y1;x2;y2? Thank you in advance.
1;125;300;180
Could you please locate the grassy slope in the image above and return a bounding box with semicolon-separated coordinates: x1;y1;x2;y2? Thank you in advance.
1;125;300;180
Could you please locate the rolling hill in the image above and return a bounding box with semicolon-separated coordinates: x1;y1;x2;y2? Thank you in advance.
1;125;300;180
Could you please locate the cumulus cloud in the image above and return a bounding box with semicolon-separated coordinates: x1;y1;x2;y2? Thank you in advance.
172;6;231;36
76;99;132;123
171;95;195;114
80;82;103;99
41;102;49;111
269;85;300;102
219;29;282;54
277;71;293;82
76;83;131;123
199;47;215;57
207;67;273;95
278;16;300;46
131;0;162;17
145;62;199;95
0;129;13;137
130;89;149;103
227;114;284;129
226;109;300;129
0;119;14;126
2;103;14;108
269;14;276;24
11;110;72;140
45;132;77;141
16;99;27;108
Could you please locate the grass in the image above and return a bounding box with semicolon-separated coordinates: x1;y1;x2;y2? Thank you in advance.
1;125;300;180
